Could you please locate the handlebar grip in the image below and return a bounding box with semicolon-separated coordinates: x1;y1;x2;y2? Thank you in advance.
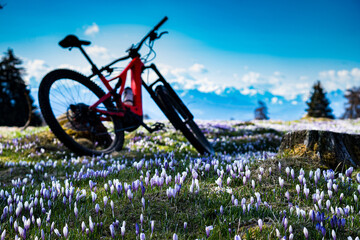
153;16;168;31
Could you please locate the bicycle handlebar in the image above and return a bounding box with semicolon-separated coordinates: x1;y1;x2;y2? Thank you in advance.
153;16;168;32
88;17;168;78
135;16;168;52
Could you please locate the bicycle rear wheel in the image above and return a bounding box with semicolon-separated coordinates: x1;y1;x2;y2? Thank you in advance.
155;85;214;155
39;69;124;156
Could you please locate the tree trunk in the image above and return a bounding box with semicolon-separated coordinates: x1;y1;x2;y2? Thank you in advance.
279;130;360;169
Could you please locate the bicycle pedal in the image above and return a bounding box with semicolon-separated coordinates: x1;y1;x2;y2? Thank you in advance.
151;122;165;131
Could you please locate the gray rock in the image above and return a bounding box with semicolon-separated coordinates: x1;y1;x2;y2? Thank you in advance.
279;130;360;169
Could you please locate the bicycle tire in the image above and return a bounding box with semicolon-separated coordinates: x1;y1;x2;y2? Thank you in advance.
155;85;214;155
38;69;124;156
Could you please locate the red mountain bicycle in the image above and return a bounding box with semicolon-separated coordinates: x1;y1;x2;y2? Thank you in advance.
38;17;214;156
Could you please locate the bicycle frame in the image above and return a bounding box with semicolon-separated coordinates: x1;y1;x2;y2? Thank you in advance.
89;56;144;118
69;16;194;132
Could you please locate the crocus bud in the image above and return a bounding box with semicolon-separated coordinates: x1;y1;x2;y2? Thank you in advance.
63;224;69;239
303;227;308;239
258;219;263;232
1;229;5;240
81;222;86;233
110;224;115;238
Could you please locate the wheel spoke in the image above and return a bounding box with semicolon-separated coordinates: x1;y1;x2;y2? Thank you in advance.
39;70;124;155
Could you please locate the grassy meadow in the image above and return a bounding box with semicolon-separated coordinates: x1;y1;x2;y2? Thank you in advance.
0;119;359;239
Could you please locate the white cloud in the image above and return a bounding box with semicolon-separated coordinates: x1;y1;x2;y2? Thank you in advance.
189;63;208;74
152;63;360;103
351;68;360;80
271;97;278;104
318;67;360;91
241;72;260;84
240;87;257;96
86;45;111;60
23;58;92;87
84;23;99;36
157;63;220;93
23;59;51;85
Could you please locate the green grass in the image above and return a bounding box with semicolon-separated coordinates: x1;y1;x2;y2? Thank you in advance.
0;121;359;239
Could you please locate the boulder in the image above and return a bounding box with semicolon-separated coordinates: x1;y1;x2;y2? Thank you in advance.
279;130;360;169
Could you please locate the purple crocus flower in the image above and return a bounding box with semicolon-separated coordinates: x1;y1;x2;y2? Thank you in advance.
283;217;288;229
320;226;326;237
285;191;290;201
286;167;290;177
173;233;178;240
279;177;284;188
18;226;26;239
151;220;155;235
140;233;145;240
303;227;308;239
91;192;97;203
275;228;280;238
51;222;55;233
74;203;78;218
127;189;133;202
258;219;263;232
345;167;353;178
140;214;144;225
121;224;125;237
54;228;61;237
63;224;69;239
103;196;108;208
304;188;310;199
110;185;115;195
141;197;145;209
89;216;94;233
1;229;5;240
95;204;100;214
81;222;86;233
296;185;300;195
110;224;116;238
332;229;336;240
205;226;213;238
135;223;139;235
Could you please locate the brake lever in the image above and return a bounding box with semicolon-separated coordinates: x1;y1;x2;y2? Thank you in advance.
157;31;168;39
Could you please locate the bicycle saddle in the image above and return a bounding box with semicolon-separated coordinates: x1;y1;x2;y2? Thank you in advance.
59;35;91;48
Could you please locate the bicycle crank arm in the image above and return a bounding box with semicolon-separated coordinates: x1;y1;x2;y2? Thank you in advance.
141;122;166;133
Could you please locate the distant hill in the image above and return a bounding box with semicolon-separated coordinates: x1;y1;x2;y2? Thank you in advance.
142;86;346;121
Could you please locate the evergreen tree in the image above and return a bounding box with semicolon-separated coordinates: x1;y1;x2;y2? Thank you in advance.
254;100;269;120
305;81;334;119
342;87;360;119
0;49;42;126
0;1;5;9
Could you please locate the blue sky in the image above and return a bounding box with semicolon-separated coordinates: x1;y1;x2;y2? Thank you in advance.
1;0;360;120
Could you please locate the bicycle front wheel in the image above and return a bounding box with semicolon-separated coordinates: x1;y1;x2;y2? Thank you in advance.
155;85;214;155
39;69;124;156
